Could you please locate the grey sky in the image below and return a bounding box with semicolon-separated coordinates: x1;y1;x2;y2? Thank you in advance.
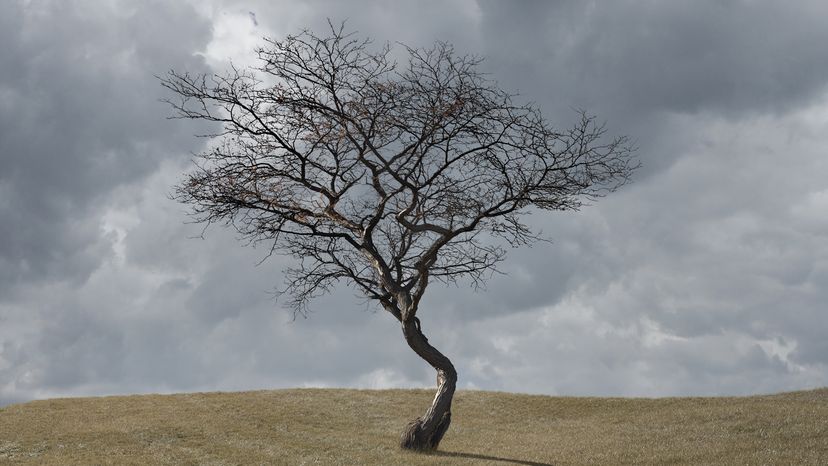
1;0;827;407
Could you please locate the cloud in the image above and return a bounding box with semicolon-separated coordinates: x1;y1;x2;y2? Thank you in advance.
0;1;213;297
477;0;828;117
2;0;828;406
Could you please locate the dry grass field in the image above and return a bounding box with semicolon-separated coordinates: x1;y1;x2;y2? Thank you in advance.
1;387;826;465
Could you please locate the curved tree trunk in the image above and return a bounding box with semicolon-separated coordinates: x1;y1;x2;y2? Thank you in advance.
399;316;457;451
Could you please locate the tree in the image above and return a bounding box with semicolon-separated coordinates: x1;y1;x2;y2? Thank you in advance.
161;23;637;451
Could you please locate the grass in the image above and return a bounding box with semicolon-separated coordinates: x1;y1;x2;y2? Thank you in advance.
0;387;826;465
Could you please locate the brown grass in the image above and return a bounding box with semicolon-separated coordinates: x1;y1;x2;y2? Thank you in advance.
1;387;826;465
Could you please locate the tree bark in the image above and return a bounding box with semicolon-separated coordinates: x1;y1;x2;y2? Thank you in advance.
399;316;457;451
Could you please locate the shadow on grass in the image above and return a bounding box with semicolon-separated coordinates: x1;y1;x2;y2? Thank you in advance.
432;450;554;466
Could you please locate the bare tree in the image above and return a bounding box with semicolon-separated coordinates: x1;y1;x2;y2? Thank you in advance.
161;23;636;451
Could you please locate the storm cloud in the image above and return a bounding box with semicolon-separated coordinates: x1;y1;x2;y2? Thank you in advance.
1;0;827;406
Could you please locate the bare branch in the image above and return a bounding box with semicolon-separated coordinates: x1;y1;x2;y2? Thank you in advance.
162;24;638;320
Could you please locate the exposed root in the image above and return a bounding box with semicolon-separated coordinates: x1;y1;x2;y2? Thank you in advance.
399;411;452;451
400;417;425;450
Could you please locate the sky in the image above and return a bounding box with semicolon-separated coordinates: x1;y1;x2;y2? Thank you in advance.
2;0;827;407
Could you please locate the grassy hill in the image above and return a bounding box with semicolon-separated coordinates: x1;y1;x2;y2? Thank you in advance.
1;388;826;465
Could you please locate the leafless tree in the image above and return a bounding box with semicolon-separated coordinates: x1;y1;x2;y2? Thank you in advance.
161;23;637;451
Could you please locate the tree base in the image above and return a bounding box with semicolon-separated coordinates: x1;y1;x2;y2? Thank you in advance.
399;411;452;451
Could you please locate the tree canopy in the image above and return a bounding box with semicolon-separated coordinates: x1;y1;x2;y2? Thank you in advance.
162;25;635;320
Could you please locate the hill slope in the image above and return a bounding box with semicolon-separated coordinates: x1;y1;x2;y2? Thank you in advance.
1;388;826;465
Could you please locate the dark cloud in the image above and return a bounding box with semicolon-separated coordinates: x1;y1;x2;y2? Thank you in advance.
476;0;828;179
0;1;213;296
477;0;828;116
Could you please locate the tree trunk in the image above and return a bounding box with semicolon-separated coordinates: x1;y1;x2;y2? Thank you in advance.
399;316;457;451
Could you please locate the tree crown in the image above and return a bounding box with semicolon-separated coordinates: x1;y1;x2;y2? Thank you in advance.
161;23;637;320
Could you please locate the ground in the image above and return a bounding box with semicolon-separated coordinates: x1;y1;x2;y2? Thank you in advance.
1;387;826;465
